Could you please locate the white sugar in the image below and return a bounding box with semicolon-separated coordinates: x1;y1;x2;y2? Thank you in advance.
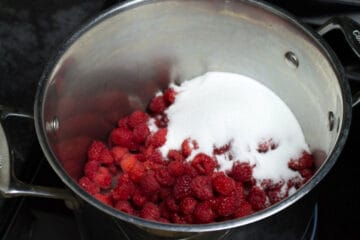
159;72;308;182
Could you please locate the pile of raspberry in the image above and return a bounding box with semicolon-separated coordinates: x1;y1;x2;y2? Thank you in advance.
78;87;315;224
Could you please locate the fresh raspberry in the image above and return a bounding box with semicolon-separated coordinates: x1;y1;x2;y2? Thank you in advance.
181;139;196;158
132;123;150;144
165;197;179;212
288;151;313;170
215;195;239;217
171;213;186;224
158;218;170;223
267;187;288;204
229;162;253;183
84;161;100;180
93;167;112;189
173;175;193;200
141;202;160;221
117;172;132;185
191;153;217;175
179;197;198;215
193;201;216;223
287;176;303;189
233;202;254;218
155;167;175;186
110;127;133;148
159;202;171;219
159;187;172;199
112;181;135;201
150;128;167;148
128;110;149;129
213;143;231;155
248;186;266;210
257;138;278;153
132;190;147;208
94;193;113;206
148;95;166;114
167;150;184;162
115;200;134;215
212;174;235;196
191;176;214;200
111;146;128;166
78;176;99;195
148;149;164;164
135;153;146;162
299;168;314;182
163;88;177;105
154;114;169;128
117;117;129;129
168;161;185;177
119;153;137;172
144;160;163;171
233;182;245;201
183;163;198;177
99;148;114;165
88;141;106;161
139;171;160;196
128;161;146;182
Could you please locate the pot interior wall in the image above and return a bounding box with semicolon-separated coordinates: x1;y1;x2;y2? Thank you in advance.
42;0;343;180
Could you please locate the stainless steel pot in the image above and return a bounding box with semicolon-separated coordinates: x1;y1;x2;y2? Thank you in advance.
1;0;360;239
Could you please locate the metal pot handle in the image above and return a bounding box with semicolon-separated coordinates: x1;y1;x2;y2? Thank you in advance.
317;16;360;107
0;106;75;200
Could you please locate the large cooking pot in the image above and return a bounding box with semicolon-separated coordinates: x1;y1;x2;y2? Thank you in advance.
1;0;360;239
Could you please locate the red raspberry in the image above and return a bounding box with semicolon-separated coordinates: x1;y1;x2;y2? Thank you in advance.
183;163;198;177
165;197;179;212
212;174;235;196
215;195;239;217
159;187;172;199
115;200;134;215
117;117;129;129
167;150;184;162
128;110;149;129
112;181;135;201
88;141;106;161
117;172;131;185
93;167;112;189
248;186;266;210
128;161;146;182
229;162;253;183
154;114;169;128
257;138;278;153
168;161;185;177
119;153;137;172
287;176;303;189
111;146;128;166
158;218;170;223
233;201;254;218
132;123;150;144
84;161;100;180
233;182;245;200
173;175;193;200
179;197;198;215
155;167;175;186
99;148;114;165
171;213;186;224
288;151;313;170
94;193;113;206
139;171;160;196
150;128;167;148
191;153;217;175
299;168;314;182
163;88;177;105
267;187;287;204
193;201;216;223
159;202;171;219
213;143;231;155
148;95;166;114
191;176;214;200
78;176;99;195
181;139;198;158
110;127;133;148
141;202;160;221
132;190;147;208
135;153;146;162
107;163;118;175
148;149;164;164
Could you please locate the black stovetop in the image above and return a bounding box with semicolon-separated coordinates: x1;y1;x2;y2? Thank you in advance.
1;1;360;240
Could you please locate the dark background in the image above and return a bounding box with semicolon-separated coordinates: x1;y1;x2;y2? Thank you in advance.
1;0;360;239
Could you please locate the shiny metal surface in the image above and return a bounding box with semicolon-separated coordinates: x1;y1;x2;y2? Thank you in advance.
33;0;352;238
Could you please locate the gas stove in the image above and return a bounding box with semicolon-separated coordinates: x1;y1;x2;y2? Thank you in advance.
1;1;360;239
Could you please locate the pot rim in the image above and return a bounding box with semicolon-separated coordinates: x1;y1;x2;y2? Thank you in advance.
34;0;352;233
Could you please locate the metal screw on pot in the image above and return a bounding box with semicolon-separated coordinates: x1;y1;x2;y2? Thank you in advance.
285;51;299;68
46;116;59;132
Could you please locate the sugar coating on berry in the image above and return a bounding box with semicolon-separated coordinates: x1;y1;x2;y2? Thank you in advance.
159;72;310;183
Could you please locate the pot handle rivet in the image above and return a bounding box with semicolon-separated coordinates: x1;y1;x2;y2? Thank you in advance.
328;111;335;131
46;116;59;132
285;51;299;68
